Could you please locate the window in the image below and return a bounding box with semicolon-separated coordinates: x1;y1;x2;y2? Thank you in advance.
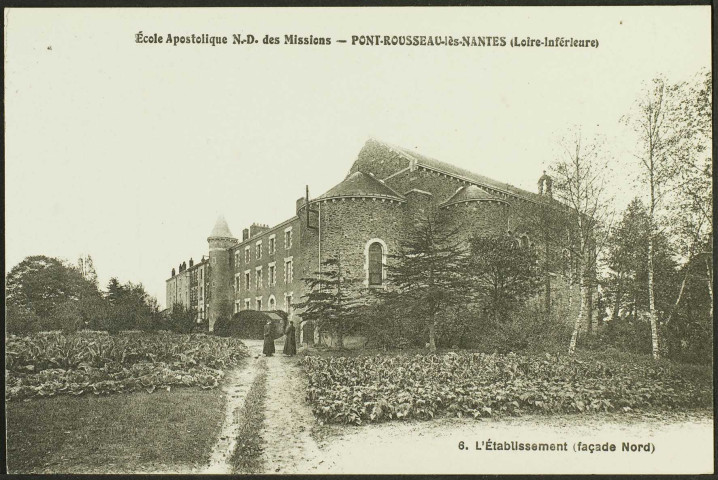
269;263;276;286
234;273;241;293
367;241;385;286
244;299;251;310
285;294;293;315
212;257;216;265
235;252;240;266
256;266;263;289
269;235;276;255
244;270;251;290
256;297;263;311
284;227;292;249
234;301;240;313
256;241;262;260
245;246;250;263
284;257;293;284
269;295;276;310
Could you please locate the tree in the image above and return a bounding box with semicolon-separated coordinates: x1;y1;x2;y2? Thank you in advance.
382;211;470;351
104;278;160;332
550;130;613;355
77;254;98;286
6;255;102;328
605;198;679;324
623;76;684;359
467;233;542;324
295;255;362;349
665;71;713;319
166;303;198;334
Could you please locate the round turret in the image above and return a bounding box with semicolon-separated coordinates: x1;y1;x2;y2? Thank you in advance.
207;215;237;332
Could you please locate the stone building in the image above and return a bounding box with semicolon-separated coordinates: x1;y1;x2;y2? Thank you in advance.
166;139;588;339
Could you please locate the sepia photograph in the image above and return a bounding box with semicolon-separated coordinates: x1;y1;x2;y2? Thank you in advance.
4;5;713;475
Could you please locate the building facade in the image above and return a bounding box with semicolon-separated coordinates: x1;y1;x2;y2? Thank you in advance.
167;139;588;337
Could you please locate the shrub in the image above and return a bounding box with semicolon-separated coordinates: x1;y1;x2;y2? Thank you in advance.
214;310;286;339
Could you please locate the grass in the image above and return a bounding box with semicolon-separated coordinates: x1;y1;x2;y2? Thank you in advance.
6;387;225;474
230;358;268;474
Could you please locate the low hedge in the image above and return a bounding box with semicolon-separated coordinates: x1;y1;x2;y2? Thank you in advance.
213;311;287;340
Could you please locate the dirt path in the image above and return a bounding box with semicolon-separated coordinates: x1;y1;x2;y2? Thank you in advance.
259;339;325;474
204;341;713;475
202;340;264;474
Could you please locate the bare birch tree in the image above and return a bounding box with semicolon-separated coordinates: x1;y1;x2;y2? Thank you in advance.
550;130;613;355
623;77;682;359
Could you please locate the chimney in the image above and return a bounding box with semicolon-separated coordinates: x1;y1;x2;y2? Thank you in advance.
249;223;269;237
189;258;194;268
242;228;250;241
171;267;176;277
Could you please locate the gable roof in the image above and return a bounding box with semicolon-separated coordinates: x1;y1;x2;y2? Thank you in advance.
316;171;405;202
440;185;508;207
366;139;545;203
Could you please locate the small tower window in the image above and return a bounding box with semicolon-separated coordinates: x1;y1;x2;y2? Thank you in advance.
368;242;384;286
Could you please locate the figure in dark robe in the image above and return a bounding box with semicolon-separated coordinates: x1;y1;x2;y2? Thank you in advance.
283;322;297;356
263;319;275;356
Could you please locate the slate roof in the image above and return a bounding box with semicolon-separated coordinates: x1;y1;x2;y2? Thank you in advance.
316;171;405;202
369;139;545;203
209;215;235;238
440;185;508;207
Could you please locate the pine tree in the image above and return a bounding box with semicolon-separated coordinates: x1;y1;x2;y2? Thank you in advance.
295;254;362;349
383;211;470;351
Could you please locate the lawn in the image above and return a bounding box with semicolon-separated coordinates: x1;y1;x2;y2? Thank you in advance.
6;387;225;474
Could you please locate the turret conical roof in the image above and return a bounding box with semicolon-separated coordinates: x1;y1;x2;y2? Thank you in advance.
209;215;235;238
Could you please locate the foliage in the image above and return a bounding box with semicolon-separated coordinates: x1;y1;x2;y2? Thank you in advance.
104;278;161;333
214;310;286;339
6;255;104;333
381;211;471;350
467;233;542;324
6;331;248;400
302;351;711;425
604;198;680;320
164;303;199;334
295;256;363;348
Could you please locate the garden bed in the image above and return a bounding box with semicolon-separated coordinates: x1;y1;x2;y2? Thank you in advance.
6;331;249;400
302;351;712;425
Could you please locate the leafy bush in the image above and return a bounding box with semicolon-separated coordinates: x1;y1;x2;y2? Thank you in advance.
5;331;249;400
302;351;712;425
214;311;286;339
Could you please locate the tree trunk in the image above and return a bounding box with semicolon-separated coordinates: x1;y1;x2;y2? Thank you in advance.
612;277;623;322
544;241;551;316
705;256;713;319
587;278;593;334
428;321;437;351
647;236;660;359
568;282;587;355
665;268;689;325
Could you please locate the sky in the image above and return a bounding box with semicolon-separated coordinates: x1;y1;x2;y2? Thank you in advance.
5;7;711;307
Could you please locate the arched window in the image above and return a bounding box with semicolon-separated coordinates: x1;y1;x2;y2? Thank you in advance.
268;295;276;311
368;242;384;286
